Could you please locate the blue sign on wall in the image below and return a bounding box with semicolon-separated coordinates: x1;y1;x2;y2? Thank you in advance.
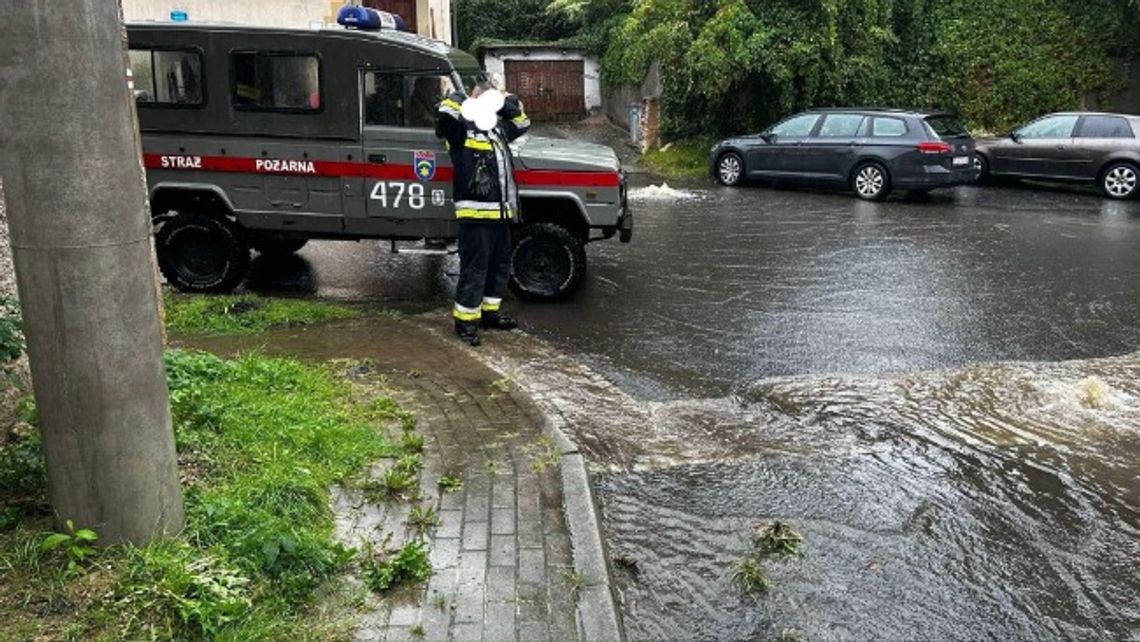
170;10;188;21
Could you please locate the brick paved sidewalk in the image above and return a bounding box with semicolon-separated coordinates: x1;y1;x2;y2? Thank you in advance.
192;317;589;641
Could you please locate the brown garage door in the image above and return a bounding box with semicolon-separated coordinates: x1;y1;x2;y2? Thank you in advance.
504;60;585;122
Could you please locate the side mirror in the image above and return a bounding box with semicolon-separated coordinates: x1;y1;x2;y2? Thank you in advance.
760;132;776;143
1008;131;1021;142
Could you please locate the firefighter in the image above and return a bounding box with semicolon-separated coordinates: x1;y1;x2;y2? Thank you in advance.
436;80;531;346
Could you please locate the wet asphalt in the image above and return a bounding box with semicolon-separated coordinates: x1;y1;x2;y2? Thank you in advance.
253;178;1140;400
238;142;1140;640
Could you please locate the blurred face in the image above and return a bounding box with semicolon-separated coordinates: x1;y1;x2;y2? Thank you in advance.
469;85;485;99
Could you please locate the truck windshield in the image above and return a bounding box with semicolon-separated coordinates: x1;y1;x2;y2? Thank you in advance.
453;69;487;96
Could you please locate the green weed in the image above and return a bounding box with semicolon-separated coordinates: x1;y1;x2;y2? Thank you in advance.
366;466;419;502
410;622;425;637
559;567;584;596
525;437;561;474
400;432;425;454
368;397;417;431
406;505;440;534
40;521;98;576
432;594;447;611
362;540;431;592
730;557;771;597
437;474;463;493
163;291;358;335
0;298;23;363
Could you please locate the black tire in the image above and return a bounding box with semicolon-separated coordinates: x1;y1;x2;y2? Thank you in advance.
252;237;308;256
155;212;250;293
716;151;745;186
973;153;990;182
509;223;587;302
851;161;891;201
1100;162;1139;200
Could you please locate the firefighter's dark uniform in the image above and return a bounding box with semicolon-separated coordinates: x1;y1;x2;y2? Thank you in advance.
436;90;530;344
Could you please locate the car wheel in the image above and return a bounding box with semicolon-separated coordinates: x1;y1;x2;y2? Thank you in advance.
509;223;587;302
852;162;891;201
1101;162;1139;200
716;152;745;187
973;154;989;181
252;238;308;256
155;212;250;293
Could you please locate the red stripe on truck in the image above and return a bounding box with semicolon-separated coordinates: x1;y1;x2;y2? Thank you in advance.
142;153;618;187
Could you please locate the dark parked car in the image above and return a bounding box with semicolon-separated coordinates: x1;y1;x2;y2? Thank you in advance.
974;112;1140;199
710;108;977;200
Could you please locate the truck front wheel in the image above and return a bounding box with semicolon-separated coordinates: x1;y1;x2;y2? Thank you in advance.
509;223;587;302
155;212;250;293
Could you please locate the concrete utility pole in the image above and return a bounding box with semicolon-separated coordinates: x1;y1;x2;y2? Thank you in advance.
0;1;184;544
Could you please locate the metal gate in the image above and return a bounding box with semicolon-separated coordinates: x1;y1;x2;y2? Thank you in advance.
504;60;585;121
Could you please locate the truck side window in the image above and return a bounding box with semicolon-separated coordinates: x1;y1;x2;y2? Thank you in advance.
231;52;321;112
128;49;203;106
363;72;455;128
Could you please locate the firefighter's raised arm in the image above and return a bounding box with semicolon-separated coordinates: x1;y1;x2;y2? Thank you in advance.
435;90;467;149
499;94;530;142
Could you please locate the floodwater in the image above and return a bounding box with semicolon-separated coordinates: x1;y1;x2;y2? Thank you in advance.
243;158;1140;640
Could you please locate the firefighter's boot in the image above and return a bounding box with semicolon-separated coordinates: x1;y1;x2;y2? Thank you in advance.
481;311;518;331
454;319;481;346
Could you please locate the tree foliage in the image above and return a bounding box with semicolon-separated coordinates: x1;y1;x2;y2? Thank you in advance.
458;0;1140;138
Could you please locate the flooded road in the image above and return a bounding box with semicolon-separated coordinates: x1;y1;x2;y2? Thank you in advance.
241;146;1140;640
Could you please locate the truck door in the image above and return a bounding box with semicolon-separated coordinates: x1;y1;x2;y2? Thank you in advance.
360;70;454;232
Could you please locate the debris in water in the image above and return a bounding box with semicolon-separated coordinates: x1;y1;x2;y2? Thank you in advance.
730;556;771;597
1076;376;1113;409
752;521;805;557
629;183;699;201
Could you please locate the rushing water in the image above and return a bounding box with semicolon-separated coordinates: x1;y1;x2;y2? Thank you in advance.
246;150;1140;639
592;356;1140;641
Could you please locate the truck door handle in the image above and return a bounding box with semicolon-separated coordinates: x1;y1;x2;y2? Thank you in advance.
368;154;386;164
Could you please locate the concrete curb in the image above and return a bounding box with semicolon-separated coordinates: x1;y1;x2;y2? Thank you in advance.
541;413;625;642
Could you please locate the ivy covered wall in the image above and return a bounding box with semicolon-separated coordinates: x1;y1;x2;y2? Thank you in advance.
455;0;1140;138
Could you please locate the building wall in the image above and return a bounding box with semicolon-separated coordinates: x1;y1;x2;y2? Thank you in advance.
121;0;451;44
482;48;601;111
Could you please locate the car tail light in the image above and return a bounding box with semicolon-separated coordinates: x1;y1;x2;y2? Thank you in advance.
917;141;952;154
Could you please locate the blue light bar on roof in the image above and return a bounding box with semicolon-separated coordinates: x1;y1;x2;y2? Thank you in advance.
336;6;407;31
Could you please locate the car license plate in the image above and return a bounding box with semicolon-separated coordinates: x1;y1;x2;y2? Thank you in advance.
952;156;970;167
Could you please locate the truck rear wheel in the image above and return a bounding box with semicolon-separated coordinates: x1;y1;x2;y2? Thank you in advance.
509;223;587;302
155;212;249;293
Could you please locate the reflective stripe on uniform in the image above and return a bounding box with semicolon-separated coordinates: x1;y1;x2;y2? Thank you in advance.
481;297;502;312
440;98;462;111
512;113;530;127
456;208;513;220
464;138;493;151
453;302;481;321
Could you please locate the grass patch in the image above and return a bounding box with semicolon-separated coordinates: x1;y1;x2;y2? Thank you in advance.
637;141;714;180
164;291;359;335
0;348;403;640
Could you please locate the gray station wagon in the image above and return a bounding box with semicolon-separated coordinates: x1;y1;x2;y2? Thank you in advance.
711;108;977;200
127;21;632;301
974;112;1140;199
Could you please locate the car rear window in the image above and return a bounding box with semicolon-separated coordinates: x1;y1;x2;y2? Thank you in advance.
871;117;907;137
925;115;969;138
1078;116;1134;139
